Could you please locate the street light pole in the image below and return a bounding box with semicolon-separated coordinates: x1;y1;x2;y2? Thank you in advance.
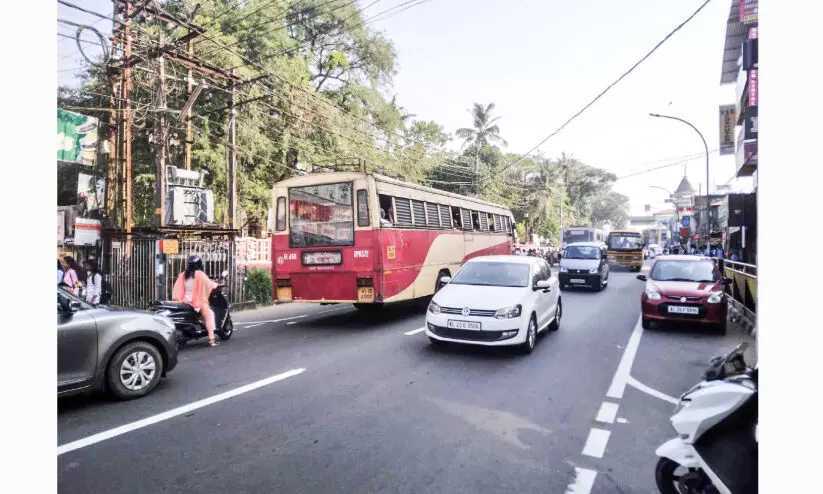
649;113;710;248
650;185;677;247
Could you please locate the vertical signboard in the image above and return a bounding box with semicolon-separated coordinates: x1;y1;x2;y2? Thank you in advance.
719;105;736;155
748;69;758;107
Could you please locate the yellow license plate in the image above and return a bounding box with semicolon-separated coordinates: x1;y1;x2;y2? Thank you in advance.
357;287;375;303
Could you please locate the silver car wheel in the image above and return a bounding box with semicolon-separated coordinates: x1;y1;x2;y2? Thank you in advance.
119;351;157;391
528;318;536;349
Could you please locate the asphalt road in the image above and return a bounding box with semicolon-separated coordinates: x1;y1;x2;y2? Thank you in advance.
57;263;754;494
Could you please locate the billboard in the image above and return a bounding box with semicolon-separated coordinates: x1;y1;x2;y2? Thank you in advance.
57;109;99;166
719;105;736;155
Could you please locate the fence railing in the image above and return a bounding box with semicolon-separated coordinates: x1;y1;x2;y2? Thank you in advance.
716;259;757;334
102;235;272;309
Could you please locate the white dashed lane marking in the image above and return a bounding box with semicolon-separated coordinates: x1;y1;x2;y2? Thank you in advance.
581;428;611;459
594;402;619;424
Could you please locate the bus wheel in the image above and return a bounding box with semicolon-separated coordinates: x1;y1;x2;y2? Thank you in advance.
354;303;384;311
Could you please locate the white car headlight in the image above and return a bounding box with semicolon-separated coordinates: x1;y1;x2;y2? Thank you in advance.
428;301;441;314
494;304;522;319
644;289;662;300
589;268;599;274
707;291;724;304
559;266;568;273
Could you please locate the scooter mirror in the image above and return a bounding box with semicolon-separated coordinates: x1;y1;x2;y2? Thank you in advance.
221;270;229;278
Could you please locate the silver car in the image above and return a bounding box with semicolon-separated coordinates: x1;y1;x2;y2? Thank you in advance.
58;287;179;400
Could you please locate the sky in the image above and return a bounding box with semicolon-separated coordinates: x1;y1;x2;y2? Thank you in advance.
57;0;752;216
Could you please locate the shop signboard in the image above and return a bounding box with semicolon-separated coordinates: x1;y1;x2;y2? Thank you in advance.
739;0;758;25
748;69;758;107
74;218;101;245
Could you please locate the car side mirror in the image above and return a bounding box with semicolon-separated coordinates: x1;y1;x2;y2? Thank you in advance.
535;280;551;291
68;301;82;312
723;278;733;286
439;276;451;284
636;274;647;281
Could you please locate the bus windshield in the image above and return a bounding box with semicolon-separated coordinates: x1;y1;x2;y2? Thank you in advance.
289;183;354;248
608;233;643;251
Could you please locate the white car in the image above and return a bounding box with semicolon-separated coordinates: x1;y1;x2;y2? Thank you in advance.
425;256;561;354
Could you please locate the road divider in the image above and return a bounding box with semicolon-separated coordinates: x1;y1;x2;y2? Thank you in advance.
57;368;306;456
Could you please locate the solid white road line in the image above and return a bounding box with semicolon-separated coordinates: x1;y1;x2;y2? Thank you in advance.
404;327;426;335
235;306;352;327
606;316;644;400
594;402;619;424
565;467;598;494
627;376;679;405
581;428;611;459
57;368;306;456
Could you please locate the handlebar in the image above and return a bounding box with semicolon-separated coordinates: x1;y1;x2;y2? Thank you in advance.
704;343;751;381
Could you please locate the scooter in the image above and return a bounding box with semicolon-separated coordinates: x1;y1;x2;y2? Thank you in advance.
150;271;234;347
655;343;757;494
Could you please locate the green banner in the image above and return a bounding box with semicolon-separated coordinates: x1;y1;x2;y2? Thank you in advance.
57;109;98;166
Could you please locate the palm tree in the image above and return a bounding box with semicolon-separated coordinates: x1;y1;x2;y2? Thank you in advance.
455;102;508;193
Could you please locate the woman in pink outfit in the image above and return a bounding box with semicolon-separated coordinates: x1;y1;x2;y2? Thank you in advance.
172;255;219;347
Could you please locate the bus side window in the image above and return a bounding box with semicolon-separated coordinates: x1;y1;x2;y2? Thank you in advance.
451;206;461;229
357;189;370;227
378;194;393;226
488;213;497;232
440;205;453;229
275;197;287;231
471;211;481;230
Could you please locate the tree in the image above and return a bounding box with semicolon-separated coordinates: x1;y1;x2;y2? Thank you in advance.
591;190;630;229
455;102;508;192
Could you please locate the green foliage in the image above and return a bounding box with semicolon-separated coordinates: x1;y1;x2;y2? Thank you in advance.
245;268;273;304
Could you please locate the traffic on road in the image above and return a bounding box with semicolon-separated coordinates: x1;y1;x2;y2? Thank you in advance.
58;254;755;494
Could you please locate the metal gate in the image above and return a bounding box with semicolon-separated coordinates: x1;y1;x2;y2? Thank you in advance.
101;234;248;309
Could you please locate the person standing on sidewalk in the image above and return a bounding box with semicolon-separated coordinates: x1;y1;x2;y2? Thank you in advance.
83;259;103;305
57;260;64;286
60;256;81;295
172;255;219;347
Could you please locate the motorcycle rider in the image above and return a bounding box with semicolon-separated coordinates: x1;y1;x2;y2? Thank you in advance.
172;255;219;347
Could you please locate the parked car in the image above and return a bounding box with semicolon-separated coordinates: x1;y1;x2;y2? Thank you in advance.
636;255;731;333
425;256;561;354
558;242;609;291
58;287;179;400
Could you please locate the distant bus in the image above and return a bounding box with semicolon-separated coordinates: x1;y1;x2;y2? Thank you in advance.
270;172;515;308
607;230;645;272
561;226;607;249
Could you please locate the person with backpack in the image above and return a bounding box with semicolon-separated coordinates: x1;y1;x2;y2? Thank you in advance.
83;259;103;305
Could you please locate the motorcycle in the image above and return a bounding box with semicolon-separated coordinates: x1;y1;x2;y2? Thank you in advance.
655;343;757;494
150;270;234;347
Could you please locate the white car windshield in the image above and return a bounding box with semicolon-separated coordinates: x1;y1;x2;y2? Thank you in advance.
651;260;717;283
450;262;531;288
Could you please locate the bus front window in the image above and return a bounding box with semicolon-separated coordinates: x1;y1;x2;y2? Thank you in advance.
608;235;643;251
289;183;354;248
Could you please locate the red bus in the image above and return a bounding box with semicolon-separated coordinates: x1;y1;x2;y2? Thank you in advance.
270;172;515;308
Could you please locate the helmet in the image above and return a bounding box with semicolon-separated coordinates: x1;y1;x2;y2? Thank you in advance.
187;255;204;272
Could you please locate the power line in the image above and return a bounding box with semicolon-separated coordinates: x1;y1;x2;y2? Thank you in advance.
492;0;713;178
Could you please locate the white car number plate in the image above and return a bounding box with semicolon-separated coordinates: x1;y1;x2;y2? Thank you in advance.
447;320;481;330
570;278;586;284
668;306;700;315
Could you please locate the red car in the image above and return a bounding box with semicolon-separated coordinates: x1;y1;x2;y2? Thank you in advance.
637;255;731;333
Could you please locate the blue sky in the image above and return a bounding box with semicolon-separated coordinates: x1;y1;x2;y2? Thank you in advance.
58;0;749;215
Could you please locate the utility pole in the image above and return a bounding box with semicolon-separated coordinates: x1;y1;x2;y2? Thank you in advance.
106;1;122;224
184;34;193;170
122;0;133;234
228;69;237;230
154;32;167;228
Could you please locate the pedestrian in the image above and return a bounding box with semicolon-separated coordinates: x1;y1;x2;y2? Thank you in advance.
57;259;64;286
172;255;219;347
83;259;103;305
60;256;81;295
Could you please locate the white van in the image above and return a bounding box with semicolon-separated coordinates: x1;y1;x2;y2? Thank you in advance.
558;242;610;291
